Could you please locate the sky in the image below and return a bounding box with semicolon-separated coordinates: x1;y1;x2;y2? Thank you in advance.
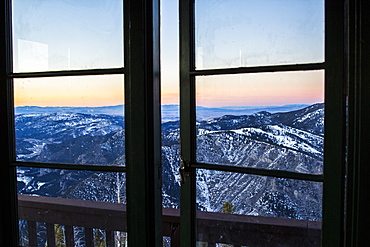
13;0;324;108
14;75;124;107
196;70;324;107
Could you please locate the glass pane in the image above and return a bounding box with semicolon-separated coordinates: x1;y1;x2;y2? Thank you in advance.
196;169;322;246
17;167;127;246
161;1;181;244
161;0;180;214
12;0;123;72
196;71;324;175
195;0;325;69
14;75;125;166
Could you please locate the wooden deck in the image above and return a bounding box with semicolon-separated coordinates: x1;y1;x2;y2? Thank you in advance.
18;194;321;246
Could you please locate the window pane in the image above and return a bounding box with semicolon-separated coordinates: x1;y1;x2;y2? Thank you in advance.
17;167;127;246
12;0;123;72
196;71;324;175
196;169;322;246
195;0;324;69
160;2;181;244
161;0;180;212
14;75;125;166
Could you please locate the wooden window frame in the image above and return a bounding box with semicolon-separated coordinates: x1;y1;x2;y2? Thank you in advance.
1;0;370;246
0;0;162;246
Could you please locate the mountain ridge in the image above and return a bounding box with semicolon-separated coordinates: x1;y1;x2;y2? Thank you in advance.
16;103;324;221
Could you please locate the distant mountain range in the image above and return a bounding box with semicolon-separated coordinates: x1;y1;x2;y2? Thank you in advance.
15;105;126;115
16;103;324;222
15;104;311;122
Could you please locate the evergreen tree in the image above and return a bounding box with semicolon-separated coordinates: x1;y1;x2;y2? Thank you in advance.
220;202;237;246
54;224;66;247
94;229;106;247
196;242;208;247
222;201;236;214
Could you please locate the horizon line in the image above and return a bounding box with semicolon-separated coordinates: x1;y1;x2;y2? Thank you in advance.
15;102;324;109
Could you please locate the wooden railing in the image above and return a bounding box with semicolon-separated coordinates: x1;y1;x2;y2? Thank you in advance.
18;194;321;247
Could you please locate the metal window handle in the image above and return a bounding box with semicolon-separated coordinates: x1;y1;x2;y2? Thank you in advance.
179;158;190;184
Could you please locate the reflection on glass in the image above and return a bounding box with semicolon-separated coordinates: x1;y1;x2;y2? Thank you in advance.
196;71;324;175
12;0;123;72
196;169;322;246
14;75;125;166
17;167;127;246
195;0;325;69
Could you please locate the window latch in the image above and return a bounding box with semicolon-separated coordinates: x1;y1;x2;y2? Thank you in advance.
179;157;190;184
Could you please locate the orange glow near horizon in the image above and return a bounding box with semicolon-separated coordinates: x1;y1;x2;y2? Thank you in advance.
161;92;179;105
14;71;324;108
14;75;124;107
196;70;324;107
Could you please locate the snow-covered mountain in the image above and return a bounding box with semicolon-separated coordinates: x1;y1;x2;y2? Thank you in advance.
16;103;324;220
15;113;124;160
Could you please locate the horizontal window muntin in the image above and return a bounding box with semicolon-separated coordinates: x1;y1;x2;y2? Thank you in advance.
191;162;323;182
13;161;127;173
190;63;325;76
8;67;125;79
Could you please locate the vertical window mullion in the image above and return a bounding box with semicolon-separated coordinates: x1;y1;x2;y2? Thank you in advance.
180;0;197;245
322;0;347;246
125;0;162;246
0;0;19;245
348;0;370;245
345;0;359;245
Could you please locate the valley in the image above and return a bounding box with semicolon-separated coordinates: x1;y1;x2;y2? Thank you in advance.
16;103;324;221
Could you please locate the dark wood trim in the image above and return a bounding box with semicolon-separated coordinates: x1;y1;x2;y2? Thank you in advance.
46;223;56;247
9;67;125;79
85;228;93;246
196;211;321;246
125;0;162;246
18;194;128;231
180;0;197;246
18;195;321;246
191;63;325;76
106;230;115;247
322;0;347;246
0;0;19;246
27;221;37;247
65;225;74;247
345;0;359;245
14;161;127;173
351;0;370;245
193;162;324;182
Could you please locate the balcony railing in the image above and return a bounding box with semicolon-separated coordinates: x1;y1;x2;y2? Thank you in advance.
18;194;321;247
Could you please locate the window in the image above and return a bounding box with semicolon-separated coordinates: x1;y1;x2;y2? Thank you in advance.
179;0;356;246
179;0;328;246
1;0;369;246
1;0;162;246
13;0;127;246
